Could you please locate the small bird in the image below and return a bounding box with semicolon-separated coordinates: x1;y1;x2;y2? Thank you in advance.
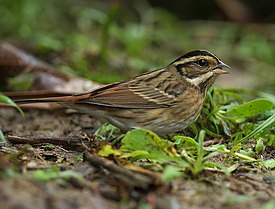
16;50;229;135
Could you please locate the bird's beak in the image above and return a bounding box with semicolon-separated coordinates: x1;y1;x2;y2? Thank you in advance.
212;61;230;75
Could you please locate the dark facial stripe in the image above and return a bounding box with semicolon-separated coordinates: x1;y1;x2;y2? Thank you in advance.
175;63;187;77
198;76;215;94
176;62;202;79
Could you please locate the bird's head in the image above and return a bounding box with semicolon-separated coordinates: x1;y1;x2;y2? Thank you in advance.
171;50;230;93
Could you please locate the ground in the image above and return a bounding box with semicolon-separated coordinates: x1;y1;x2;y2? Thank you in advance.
0;108;274;209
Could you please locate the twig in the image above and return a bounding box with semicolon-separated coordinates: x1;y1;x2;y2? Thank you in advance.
203;138;224;147
8;135;85;151
84;151;162;190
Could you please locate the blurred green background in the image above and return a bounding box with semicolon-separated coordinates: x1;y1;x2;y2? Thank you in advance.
0;0;275;92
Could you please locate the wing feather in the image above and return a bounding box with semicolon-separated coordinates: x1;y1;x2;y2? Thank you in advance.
72;69;179;108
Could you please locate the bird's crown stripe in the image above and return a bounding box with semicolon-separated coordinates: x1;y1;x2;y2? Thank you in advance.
173;55;218;65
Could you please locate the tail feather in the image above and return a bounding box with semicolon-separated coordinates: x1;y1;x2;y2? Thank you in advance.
14;96;69;104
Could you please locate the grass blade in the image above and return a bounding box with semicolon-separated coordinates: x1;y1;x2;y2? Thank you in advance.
233;113;275;145
0;94;24;118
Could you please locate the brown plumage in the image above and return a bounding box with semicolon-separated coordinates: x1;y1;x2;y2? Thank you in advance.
16;50;229;135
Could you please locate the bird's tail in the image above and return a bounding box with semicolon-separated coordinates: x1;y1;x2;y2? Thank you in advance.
14;96;70;104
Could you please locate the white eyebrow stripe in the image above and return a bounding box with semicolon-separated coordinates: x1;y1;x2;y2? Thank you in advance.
185;71;214;86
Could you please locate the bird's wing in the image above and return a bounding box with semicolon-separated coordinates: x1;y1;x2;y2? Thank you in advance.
72;70;178;109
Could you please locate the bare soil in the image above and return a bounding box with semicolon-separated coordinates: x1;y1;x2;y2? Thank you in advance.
0;108;274;209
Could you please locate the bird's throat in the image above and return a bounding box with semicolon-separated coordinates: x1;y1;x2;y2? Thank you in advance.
185;71;214;86
185;71;217;95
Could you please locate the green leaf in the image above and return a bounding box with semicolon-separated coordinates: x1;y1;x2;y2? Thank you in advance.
125;150;149;158
162;165;183;182
172;135;198;149
0;129;9;144
98;144;122;157
255;138;264;154
8;73;35;91
120;129;187;165
258;92;275;104
204;144;227;152
262;159;275;169
30;167;60;182
204;161;231;175
95;123;121;140
231;143;242;153
267;135;275;147
0;130;5;142
227;99;273;119
192;130;205;174
0;94;24;118
29;167;83;182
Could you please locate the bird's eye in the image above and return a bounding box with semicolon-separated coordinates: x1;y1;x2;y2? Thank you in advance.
196;59;208;67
